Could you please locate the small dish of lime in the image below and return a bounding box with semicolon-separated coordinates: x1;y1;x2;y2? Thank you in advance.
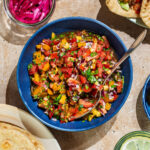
114;131;150;150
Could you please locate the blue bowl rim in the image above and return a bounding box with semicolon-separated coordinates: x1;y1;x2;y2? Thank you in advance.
142;75;150;120
17;16;133;132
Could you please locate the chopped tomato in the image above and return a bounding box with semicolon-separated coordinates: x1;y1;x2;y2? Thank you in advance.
102;36;110;48
96;44;103;53
50;52;58;59
53;40;60;45
61;68;73;75
79;75;87;84
79;99;94;108
117;81;123;93
83;49;91;59
113;94;118;101
44;50;51;56
42;39;52;45
70;38;77;43
32;81;43;86
105;51;112;60
83;84;92;93
28;64;38;75
69;107;78;115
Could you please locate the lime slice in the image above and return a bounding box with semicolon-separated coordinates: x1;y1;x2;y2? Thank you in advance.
114;131;150;150
121;137;150;150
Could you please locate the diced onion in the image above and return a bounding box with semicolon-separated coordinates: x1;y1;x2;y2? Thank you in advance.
9;0;53;24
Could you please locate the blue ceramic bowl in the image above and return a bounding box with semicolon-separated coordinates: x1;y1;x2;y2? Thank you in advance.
17;17;133;132
142;75;150;120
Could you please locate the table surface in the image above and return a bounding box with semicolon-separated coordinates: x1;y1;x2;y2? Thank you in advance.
0;0;150;150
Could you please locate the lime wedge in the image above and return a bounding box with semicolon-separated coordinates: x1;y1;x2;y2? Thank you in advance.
114;131;150;150
121;137;150;150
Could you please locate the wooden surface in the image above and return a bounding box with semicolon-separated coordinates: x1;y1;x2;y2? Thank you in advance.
0;0;150;149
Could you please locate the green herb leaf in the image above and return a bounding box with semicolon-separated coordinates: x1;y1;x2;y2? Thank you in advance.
79;104;84;111
85;68;91;77
28;64;33;70
85;85;89;90
60;52;66;57
90;52;97;57
88;75;97;83
111;85;116;88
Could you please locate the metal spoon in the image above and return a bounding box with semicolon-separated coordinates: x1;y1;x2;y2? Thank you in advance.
71;29;147;120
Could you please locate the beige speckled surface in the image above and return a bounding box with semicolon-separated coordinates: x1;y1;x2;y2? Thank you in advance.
0;0;150;150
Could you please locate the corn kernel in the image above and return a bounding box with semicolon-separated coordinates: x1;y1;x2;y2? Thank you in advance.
105;103;111;111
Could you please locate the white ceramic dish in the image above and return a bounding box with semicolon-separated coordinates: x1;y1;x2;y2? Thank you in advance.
0;104;61;150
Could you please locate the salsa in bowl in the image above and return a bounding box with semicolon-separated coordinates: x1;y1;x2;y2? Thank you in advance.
28;30;124;123
17;17;133;131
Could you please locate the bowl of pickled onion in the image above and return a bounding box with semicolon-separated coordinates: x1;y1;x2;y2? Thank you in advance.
3;0;55;27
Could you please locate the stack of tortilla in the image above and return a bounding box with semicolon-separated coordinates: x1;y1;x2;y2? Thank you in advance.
0;122;45;150
106;0;150;28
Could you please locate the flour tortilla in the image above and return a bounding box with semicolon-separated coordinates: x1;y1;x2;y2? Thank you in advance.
140;0;150;27
0;122;45;150
106;0;139;18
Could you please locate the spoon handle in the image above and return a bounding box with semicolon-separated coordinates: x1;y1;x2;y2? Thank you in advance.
105;29;147;81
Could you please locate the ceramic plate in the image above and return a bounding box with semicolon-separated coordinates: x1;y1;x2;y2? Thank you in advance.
0;104;61;150
128;18;149;29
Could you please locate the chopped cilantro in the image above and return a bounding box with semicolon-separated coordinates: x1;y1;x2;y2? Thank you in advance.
42;78;46;81
34;95;38;99
28;64;32;70
58;71;62;77
97;35;104;41
54;94;62;104
103;48;110;51
85;68;92;77
39;98;43;102
45;82;49;87
85;85;89;90
72;97;78;101
60;34;65;38
99;105;103;108
33;60;36;64
111;85;116;88
78;104;84;111
89;32;92;35
60;52;65;57
103;66;109;71
71;51;74;56
88;75;97;83
90;100;94;103
90;52;97;57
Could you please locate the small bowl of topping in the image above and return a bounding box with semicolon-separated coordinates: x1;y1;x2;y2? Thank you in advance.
3;0;55;27
142;75;150;120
